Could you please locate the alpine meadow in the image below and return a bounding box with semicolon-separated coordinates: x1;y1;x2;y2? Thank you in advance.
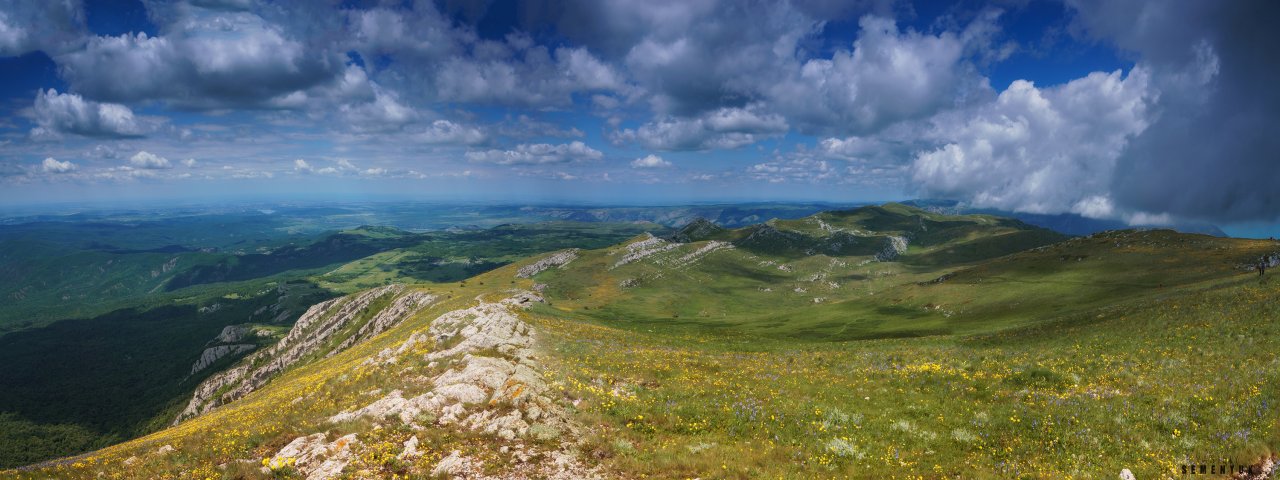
2;1;1279;479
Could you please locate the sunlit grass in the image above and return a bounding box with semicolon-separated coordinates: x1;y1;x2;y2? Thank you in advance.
7;224;1279;479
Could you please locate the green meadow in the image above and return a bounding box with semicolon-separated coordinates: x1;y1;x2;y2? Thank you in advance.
6;204;1277;478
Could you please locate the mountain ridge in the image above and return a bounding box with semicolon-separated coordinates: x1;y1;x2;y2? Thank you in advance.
8;204;1280;479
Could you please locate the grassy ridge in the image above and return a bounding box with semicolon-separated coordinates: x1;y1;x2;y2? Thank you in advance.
535;275;1279;478
0;221;663;468
5;205;1278;478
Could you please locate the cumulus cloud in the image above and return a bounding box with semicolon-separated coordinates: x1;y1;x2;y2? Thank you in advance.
910;68;1153;218
0;1;86;56
30;89;143;138
339;85;418;132
905;1;1280;224
408;120;486;145
496;115;585;139
630;154;671;169
433;44;626;107
526;1;992;135
55;7;343;108
129;151;173;169
1065;0;1280;222
41;157;77;174
612;105;788;151
605;1;820;115
747;157;839;184
344;2;629;108
466;141;603;165
769;14;992;135
347;5;458;63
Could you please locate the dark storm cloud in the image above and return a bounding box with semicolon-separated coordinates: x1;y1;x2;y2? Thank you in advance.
1069;0;1280;222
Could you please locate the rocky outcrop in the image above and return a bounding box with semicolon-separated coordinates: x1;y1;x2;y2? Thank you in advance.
331;290;597;478
516;249;579;278
670;240;733;268
214;325;250;343
174;285;437;424
612;234;678;269
875;235;909;261
264;433;359;480
327;291;436;357
189;344;255;375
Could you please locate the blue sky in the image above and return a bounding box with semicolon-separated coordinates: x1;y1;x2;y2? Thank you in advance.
0;0;1277;234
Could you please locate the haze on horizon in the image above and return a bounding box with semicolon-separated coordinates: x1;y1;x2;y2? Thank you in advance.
1;0;1278;234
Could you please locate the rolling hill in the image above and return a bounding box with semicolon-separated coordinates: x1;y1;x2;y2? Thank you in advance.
5;204;1278;479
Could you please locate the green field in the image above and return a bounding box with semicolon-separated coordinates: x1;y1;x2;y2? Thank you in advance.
4;204;1277;478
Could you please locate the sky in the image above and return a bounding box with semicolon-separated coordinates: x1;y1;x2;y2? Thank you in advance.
0;0;1277;233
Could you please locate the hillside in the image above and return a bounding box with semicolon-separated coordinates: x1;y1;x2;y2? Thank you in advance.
6;204;1279;479
0;220;662;469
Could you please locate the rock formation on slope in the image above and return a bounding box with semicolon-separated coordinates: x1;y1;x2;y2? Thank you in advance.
188;344;255;376
516;249;580;278
266;290;597;479
174;285;437;424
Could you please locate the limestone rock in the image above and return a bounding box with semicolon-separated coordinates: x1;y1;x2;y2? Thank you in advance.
516;249;579;278
189;344;255;375
214;325;250;343
268;433;358;480
397;436;420;460
175;285;437;424
331;291;595;478
612;234;677;269
431;450;477;477
875;235;909;261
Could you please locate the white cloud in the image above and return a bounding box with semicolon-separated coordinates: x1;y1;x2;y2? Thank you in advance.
768;15;991;135
0;12;28;56
181;158;198;167
56;8;342;108
0;2;85;57
294;158;357;176
560;47;624;91
466;141;603;165
41;157;77;174
611;1;818;115
432;44;624;108
630;154;671;168
347;6;457;62
612;105;788;151
910;67;1153;217
497;115;585;139
339;84;418;132
129;151;173;169
30;89;142;138
747;157;838;184
409;120;486;145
